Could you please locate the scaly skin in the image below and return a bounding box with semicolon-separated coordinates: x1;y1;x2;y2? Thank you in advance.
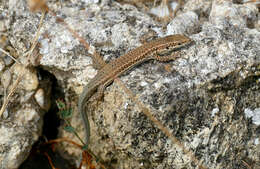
78;34;192;147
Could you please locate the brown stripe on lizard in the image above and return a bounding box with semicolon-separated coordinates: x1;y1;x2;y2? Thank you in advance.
78;34;192;147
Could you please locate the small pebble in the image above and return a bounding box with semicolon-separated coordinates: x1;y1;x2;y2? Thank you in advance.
0;58;5;72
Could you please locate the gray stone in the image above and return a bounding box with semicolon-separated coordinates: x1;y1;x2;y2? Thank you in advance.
1;0;259;168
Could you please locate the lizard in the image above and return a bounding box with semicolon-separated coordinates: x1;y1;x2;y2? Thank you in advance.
78;34;192;148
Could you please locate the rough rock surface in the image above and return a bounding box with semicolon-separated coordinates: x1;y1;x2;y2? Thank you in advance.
0;1;52;168
0;0;259;168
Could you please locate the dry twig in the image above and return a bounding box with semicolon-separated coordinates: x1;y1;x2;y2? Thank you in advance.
0;11;46;117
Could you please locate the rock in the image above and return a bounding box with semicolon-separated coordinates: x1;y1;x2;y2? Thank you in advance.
0;123;38;169
11;64;39;91
1;70;11;90
0;58;5;72
167;11;199;35
1;0;260;168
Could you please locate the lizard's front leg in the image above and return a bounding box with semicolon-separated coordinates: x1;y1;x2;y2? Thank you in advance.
153;51;181;62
